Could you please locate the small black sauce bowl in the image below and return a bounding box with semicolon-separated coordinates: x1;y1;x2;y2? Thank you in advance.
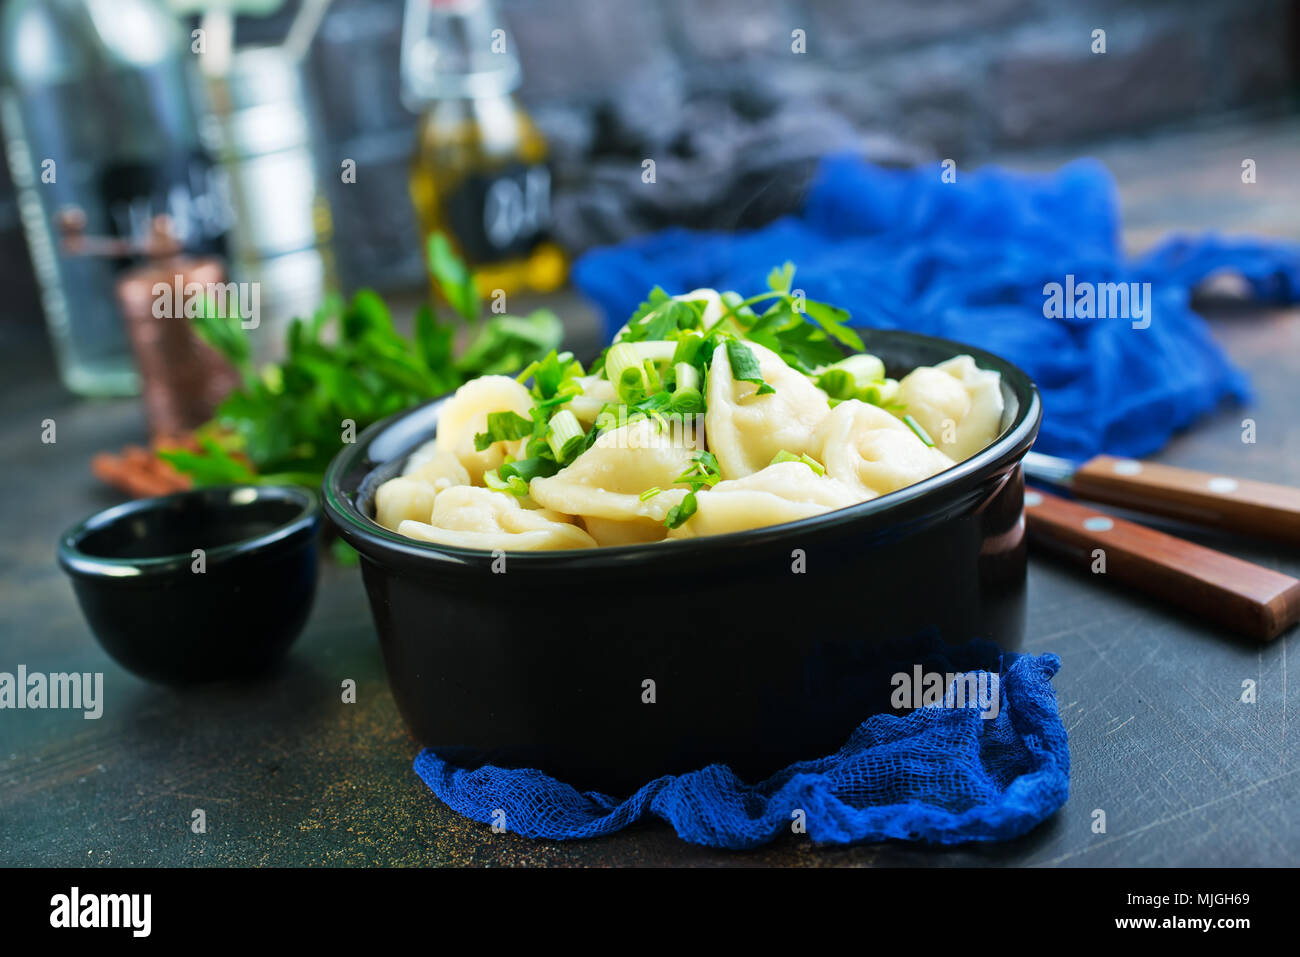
324;329;1042;794
58;485;320;685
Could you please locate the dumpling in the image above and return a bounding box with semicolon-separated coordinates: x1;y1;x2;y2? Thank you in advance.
375;451;471;531
580;516;673;547
813;399;955;497
705;340;831;480
434;375;535;484
401;438;441;475
895;355;1003;461
374;477;439;531
397;486;596;551
529;417;692;540
404;449;471;489
567;375;617;427
667;461;867;539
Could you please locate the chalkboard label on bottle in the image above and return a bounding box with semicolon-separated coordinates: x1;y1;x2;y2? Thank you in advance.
444;163;551;263
99;152;233;264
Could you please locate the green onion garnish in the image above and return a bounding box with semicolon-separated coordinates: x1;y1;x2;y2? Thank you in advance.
605;342;652;404
665;490;698;529
639;487;662;501
861;378;900;407
670;362;704;413
903;414;935;447
484;469;530;496
769;450;827;475
816;368;856;400
545;409;585;464
817;354;887;402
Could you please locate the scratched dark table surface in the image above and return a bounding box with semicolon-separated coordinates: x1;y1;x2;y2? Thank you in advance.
2;121;1297;867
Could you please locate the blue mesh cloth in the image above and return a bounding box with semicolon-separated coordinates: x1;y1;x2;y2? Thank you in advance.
414;653;1067;848
573;156;1300;461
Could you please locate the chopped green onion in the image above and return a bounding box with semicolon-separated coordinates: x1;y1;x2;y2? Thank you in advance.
545;409;585;464
800;453;826;475
903;414;935;447
670;362;704;413
484;469;530;496
816;368;856;400
642;358;663;395
768;450;827;475
665;490;698;529
861;377;900;407
629;340;676;364
836;353;886;382
817;354;886;400
473;410;535;451
639;487;662;501
605;342;651;404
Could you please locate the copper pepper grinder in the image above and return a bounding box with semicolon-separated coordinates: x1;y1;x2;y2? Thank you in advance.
59;209;242;441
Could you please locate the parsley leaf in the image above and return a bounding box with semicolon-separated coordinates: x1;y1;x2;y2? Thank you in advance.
724;339;775;395
473;411;535;451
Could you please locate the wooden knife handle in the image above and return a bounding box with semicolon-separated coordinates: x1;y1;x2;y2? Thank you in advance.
1072;454;1300;545
1024;488;1300;641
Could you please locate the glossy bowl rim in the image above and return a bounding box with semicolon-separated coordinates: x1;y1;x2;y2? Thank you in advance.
58;484;320;580
323;328;1042;569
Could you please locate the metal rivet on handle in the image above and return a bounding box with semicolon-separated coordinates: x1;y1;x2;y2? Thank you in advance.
1113;460;1143;476
1083;517;1114;532
1208;477;1238;493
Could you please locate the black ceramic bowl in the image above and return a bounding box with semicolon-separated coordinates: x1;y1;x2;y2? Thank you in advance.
58;485;320;685
325;329;1041;794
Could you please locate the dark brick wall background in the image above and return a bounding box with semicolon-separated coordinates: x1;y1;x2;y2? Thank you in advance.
2;0;1296;323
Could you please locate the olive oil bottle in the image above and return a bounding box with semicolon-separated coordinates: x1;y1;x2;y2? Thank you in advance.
401;0;566;298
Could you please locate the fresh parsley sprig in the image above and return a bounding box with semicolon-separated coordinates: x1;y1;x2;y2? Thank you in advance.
164;234;561;491
706;261;865;373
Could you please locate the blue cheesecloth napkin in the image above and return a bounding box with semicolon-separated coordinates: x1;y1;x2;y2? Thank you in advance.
416;653;1067;849
412;157;1299;848
573;155;1300;460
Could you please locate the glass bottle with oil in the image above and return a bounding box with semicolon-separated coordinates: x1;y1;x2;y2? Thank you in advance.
401;0;566;298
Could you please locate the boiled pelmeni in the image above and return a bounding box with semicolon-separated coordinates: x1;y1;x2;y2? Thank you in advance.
814;399;955;497
705;340;831;480
434;375;535;484
397;485;596;551
529;417;692;524
667;461;868;539
895;355;1003;462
